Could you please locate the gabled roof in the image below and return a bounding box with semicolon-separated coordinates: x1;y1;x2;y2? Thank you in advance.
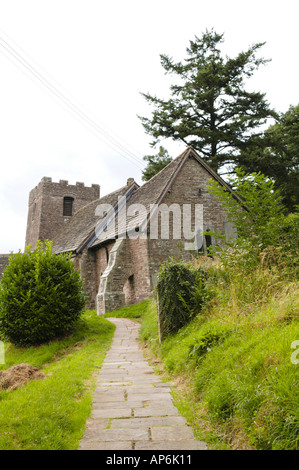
89;151;184;248
89;146;244;249
52;146;244;254
51;182;138;254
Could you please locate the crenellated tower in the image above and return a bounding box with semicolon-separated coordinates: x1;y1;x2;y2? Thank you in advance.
25;177;100;249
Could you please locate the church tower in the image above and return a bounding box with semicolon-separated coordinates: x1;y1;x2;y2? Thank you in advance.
25;177;100;249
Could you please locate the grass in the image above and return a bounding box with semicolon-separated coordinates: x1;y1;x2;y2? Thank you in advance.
105;267;299;450
0;310;115;450
1;265;298;450
103;298;152;320
163;272;299;450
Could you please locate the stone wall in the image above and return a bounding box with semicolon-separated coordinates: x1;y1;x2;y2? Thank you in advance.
0;254;10;279
95;154;234;314
162;154;228;241
128;237;151;303
67;152;236;314
146;154;231;278
96;239;131;314
95;242;115;284
77;248;98;310
96;237;152;315
25;177;100;249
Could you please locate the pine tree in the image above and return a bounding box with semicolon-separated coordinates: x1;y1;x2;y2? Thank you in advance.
139;29;278;173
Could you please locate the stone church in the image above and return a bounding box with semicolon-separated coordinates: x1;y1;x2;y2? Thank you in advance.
22;147;238;314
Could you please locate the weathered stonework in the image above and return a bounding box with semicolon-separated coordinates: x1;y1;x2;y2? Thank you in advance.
0;254;10;279
95;236;152;314
25;147;239;315
77;248;98;309
25;177;100;250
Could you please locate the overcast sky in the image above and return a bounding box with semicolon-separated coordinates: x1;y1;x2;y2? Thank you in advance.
0;0;298;253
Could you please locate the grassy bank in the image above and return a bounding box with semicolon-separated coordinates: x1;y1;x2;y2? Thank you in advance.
1;272;298;450
0;311;114;450
107;270;299;450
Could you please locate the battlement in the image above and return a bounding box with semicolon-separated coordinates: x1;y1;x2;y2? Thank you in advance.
41;177;100;189
29;177;100;204
26;177;101;249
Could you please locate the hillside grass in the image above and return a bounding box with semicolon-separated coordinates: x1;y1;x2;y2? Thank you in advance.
1;269;297;450
107;270;299;450
158;280;299;450
0;311;115;450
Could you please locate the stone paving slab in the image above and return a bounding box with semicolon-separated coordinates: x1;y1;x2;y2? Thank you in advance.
126;392;174;401
91;408;133;419
78;317;207;451
134;440;207;450
133;405;180;418
83;428;150;442
93;400;145;409
151;425;195;441
80;441;132;450
109;416;188;429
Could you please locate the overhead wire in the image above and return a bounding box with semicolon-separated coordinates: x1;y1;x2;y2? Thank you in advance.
0;31;145;169
0;37;144;168
0;27;143;159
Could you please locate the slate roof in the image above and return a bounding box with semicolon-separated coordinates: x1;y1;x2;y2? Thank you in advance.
52;147;243;254
89;151;185;248
89;146;245;248
51;183;137;254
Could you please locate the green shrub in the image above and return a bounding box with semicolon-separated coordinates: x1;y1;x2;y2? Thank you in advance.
188;323;233;364
157;258;207;340
0;241;87;346
206;171;299;280
261;211;299;278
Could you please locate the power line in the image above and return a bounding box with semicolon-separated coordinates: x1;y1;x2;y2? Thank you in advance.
0;31;145;169
0;36;143;168
0;27;143;159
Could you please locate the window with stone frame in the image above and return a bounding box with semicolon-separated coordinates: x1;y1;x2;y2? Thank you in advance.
63;197;74;216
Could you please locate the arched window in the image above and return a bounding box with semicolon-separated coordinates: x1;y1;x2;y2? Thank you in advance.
63;197;74;216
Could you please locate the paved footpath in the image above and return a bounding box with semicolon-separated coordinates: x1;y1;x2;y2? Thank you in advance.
78;318;207;451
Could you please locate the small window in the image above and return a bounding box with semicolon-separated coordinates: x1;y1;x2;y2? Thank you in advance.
205;234;212;249
63;197;74;216
105;246;109;264
197;231;213;256
205;233;213;258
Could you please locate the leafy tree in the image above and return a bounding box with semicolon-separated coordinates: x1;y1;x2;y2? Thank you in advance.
139;29;277;173
236;104;299;211
0;241;87;346
206;170;298;276
142;146;172;181
207;169;284;246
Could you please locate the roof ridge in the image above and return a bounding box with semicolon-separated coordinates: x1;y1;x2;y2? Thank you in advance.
131;150;185;201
